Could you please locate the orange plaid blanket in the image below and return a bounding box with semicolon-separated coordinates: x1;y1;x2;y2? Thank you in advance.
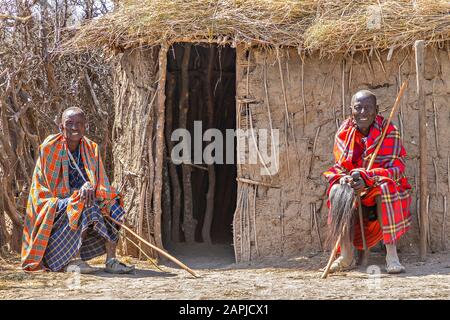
21;133;121;271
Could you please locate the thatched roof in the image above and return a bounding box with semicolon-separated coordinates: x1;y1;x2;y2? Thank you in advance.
65;0;450;55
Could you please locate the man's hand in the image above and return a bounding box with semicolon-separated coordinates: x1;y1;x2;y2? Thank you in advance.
350;177;366;192
339;175;352;185
80;182;95;208
339;173;366;192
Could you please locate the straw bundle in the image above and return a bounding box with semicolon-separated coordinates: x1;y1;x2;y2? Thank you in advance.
63;0;450;55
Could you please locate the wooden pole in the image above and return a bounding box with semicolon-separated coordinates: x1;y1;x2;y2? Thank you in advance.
153;43;169;251
179;43;196;243
201;46;217;244
165;73;182;242
415;40;428;261
106;215;199;278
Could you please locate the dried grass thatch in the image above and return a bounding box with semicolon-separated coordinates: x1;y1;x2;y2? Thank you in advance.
64;0;450;55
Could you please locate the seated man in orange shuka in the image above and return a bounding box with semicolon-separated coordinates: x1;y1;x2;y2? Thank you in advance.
324;90;412;274
22;107;134;274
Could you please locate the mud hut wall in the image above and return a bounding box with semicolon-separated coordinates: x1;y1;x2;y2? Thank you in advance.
112;47;160;255
235;45;450;261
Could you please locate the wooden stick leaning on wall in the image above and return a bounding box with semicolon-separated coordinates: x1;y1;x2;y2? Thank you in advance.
415;40;428;261
321;81;408;279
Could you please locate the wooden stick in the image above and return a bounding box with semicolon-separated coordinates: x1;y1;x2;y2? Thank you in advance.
248;104;273;177
276;47;290;127
308;126;321;178
186;162;208;171
417;196;421;231
368;82;408;169
253;185;259;257
321;234;341;279
284;116;291;175
0;14;32;23
426;194;431;251
300;53;307;128
313;203;323;251
233;183;243;262
433;101;439;157
443;196;447;250
105;215;199;278
153;42;169;250
310;203;314;244
241;186;246;261
356;194;367;251
375;49;386;75
276;48;291;175
123;231;163;271
433;158;439;192
398;112;404;142
179;43;196;244
105;218;164;272
415;40;428;261
329;79;338;131
246;188;251;261
237;177;280;189
341;58;346;121
263;57;279;174
447;155;450;194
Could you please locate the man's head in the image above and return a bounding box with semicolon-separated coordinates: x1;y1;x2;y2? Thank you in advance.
59;107;86;146
350;90;378;135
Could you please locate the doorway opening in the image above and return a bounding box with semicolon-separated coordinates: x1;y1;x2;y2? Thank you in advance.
162;43;237;261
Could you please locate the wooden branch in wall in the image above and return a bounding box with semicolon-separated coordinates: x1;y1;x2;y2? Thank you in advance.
308;126;321;178
313;202;323;251
433;101;440;157
237;177;280;189
84;69;108;118
0;14;31;23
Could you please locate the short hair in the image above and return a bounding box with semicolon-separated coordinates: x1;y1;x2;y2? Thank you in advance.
61;107;86;123
351;90;377;106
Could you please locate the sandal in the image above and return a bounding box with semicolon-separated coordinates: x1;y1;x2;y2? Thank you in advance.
105;258;135;274
329;256;356;273
65;258;97;274
385;260;405;274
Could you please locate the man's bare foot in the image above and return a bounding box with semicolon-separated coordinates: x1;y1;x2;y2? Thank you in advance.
386;259;405;274
65;258;97;274
329;256;356;273
385;244;405;274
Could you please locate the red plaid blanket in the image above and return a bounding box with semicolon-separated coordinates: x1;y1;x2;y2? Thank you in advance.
323;115;412;248
21;133;122;271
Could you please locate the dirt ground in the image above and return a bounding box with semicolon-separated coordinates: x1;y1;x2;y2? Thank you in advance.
1;244;450;300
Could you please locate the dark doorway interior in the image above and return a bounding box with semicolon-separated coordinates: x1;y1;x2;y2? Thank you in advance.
162;43;237;251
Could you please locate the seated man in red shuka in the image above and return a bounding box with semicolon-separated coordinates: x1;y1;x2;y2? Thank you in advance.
324;90;412;274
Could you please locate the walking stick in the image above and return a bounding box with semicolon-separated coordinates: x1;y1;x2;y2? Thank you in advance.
106;215;200;278
352;171;367;252
321;81;408;279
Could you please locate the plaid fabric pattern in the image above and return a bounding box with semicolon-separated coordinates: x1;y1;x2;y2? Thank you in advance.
22;133;123;271
43;157;124;271
323;115;412;247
